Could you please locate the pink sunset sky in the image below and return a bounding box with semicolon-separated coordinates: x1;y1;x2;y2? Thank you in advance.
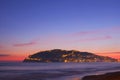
0;26;120;61
0;0;120;61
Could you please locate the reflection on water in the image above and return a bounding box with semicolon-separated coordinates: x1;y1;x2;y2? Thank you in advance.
0;62;120;80
71;77;80;80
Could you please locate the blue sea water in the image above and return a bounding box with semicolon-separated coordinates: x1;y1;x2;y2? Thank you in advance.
0;62;120;80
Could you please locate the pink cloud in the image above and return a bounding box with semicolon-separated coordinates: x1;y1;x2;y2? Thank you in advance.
13;41;37;47
71;27;120;37
71;30;99;36
78;36;112;42
111;26;120;31
0;54;10;57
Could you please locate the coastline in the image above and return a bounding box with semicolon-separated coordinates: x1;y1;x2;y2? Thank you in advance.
82;71;120;80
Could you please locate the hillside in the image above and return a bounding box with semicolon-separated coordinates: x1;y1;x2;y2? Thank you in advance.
23;49;117;62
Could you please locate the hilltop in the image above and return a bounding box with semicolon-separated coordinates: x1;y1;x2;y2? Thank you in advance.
23;49;117;62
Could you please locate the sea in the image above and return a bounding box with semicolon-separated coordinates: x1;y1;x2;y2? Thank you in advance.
0;62;120;80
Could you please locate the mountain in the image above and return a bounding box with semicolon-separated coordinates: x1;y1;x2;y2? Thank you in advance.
23;49;117;62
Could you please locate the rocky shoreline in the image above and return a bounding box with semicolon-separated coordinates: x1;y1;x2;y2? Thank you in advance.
82;71;120;80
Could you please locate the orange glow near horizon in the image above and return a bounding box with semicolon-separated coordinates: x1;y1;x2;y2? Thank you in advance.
0;50;120;62
0;55;25;61
97;50;120;59
0;48;41;61
97;53;120;59
0;41;120;61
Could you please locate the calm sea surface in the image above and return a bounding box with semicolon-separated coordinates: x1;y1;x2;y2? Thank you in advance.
0;62;120;80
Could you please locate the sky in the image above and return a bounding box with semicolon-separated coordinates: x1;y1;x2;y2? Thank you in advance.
0;0;120;61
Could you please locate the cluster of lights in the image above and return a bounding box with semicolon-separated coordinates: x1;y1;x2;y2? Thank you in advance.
25;51;117;62
26;57;42;61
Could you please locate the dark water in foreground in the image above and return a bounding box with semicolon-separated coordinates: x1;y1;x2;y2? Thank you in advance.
0;62;120;80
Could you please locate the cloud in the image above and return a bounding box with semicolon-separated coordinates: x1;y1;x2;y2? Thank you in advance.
71;27;120;37
72;30;99;36
111;27;120;31
0;54;10;57
78;36;112;42
13;41;37;47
